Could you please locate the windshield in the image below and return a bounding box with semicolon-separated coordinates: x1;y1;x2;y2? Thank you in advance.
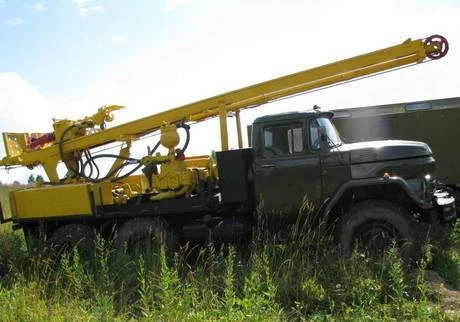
309;117;342;150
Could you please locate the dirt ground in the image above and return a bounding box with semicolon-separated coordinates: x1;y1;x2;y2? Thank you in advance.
425;270;460;320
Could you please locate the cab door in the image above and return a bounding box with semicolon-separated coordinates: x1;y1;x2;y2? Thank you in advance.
254;120;322;219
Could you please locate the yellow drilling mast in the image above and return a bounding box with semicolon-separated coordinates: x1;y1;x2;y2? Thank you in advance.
0;35;448;185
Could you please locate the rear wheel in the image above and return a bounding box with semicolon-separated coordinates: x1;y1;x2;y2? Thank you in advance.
339;200;421;266
113;217;177;267
47;223;95;262
23;225;40;255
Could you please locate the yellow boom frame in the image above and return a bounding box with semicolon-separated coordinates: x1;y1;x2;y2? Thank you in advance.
0;35;448;184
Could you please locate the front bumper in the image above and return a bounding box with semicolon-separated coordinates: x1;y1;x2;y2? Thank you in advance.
433;189;457;223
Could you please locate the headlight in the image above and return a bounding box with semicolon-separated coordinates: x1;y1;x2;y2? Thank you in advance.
423;174;435;201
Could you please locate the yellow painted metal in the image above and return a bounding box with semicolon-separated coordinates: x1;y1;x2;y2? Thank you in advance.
150;158;198;201
159;162;194;191
42;155;61;183
0;35;447;183
53;119;82;143
219;105;229;151
112;174;149;193
2;133;30;159
137;124;199;200
111;174;150;203
144;160;203;199
107;141;132;180
235;110;243;149
141;152;198;200
91;181;113;205
159;123;180;154
183;155;218;190
184;155;213;168
84;105;125;127
9;181;113;219
53;105;125;141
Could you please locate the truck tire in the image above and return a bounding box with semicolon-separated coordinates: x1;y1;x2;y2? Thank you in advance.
339;200;421;266
23;225;40;255
47;223;95;262
113;217;177;265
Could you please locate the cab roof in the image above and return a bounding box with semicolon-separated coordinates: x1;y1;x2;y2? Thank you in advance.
253;110;333;124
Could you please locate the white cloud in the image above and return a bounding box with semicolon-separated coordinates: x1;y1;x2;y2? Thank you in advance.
164;0;194;11
111;35;126;44
5;17;23;26
0;73;52;131
74;0;91;5
79;4;104;17
0;73;52;184
34;1;45;12
74;0;104;17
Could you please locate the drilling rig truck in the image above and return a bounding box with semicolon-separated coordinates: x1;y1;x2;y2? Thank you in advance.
0;35;455;262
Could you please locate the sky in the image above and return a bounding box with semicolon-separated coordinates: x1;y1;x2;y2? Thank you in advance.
1;0;459;183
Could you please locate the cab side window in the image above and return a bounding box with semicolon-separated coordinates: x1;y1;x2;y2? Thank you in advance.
263;123;303;157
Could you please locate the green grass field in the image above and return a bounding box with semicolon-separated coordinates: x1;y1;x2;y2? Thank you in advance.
0;185;459;321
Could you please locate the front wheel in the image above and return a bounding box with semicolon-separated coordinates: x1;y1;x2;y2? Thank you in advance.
339;200;421;265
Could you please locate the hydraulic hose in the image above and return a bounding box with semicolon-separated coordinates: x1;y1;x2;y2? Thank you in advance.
176;123;190;158
58;124;83;178
59;121;190;183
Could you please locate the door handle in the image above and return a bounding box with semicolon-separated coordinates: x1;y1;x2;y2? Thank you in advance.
262;164;275;168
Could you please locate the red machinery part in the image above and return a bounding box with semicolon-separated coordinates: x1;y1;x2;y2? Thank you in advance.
175;149;185;161
424;34;449;60
30;133;55;149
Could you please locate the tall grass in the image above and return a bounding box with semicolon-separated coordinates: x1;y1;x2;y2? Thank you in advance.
430;220;460;289
0;197;458;320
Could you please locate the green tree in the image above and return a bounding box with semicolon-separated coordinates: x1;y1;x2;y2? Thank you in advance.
28;174;35;184
36;175;45;184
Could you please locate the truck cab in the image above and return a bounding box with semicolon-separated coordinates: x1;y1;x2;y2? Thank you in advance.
252;111;339;216
248;110;455;259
